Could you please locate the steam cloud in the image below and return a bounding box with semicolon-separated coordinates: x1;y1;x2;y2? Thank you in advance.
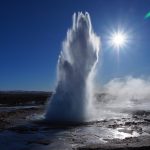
86;76;150;120
104;76;150;111
45;12;100;122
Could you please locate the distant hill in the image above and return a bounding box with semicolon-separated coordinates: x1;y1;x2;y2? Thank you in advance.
0;91;53;106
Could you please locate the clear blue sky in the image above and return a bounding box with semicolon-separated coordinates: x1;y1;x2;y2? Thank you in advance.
0;0;150;91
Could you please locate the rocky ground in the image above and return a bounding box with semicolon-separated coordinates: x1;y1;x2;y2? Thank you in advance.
0;104;150;150
0;105;44;130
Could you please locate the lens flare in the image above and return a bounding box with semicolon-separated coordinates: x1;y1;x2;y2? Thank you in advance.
145;11;150;19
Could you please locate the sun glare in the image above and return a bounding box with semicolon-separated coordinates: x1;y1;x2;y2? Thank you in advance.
110;31;127;49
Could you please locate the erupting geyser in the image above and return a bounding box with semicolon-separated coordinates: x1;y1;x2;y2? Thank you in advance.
46;12;100;123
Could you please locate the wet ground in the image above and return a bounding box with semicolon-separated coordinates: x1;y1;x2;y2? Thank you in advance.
0;105;150;150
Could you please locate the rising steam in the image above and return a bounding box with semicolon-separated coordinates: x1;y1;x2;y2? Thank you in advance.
104;76;150;111
45;12;100;122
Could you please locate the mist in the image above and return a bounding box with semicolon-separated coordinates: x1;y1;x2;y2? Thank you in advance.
95;76;150;119
106;76;150;108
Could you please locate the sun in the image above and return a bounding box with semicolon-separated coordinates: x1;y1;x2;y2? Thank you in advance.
110;31;127;49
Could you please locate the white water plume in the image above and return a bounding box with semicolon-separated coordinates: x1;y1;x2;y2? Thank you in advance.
45;12;100;122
